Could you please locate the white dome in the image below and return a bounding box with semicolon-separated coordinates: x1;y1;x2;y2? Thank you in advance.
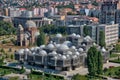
55;44;61;48
73;55;77;58
84;36;92;42
75;52;80;55
67;51;72;55
30;47;35;51
34;32;40;37
61;55;67;60
63;41;72;47
32;52;36;55
71;46;76;50
56;33;62;38
93;43;96;46
53;56;58;59
34;47;39;50
82;44;86;46
18;49;24;53
24;48;29;52
25;20;36;28
59;44;69;51
58;54;62;57
71;33;76;37
79;48;84;52
47;43;55;50
40;45;45;49
52;51;57;55
76;34;81;38
66;55;70;58
101;47;106;52
39;50;47;55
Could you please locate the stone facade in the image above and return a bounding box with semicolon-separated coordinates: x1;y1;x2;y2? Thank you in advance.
17;20;39;46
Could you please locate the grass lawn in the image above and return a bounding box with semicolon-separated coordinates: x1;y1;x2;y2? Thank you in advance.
9;76;19;80
110;53;120;58
29;72;64;80
29;74;43;80
104;67;120;79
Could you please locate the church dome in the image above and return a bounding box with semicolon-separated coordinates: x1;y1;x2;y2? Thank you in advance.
25;20;37;28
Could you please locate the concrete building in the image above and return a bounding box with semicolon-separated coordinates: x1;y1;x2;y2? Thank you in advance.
97;24;119;46
13;17;53;28
67;25;84;36
100;0;118;24
15;33;109;71
85;24;97;41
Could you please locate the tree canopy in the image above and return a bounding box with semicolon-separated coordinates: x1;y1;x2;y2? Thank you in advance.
87;46;103;76
36;31;45;46
0;21;16;36
40;25;67;35
99;31;105;47
83;26;90;36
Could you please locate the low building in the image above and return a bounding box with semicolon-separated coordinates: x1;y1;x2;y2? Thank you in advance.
15;33;109;71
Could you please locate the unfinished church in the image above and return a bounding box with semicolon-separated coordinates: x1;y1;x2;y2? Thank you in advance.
15;33;109;71
17;20;40;46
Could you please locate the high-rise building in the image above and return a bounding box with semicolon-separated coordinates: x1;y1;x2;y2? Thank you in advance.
97;24;119;46
100;0;118;24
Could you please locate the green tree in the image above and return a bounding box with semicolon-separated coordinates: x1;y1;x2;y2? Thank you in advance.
97;51;103;75
87;46;103;76
87;46;98;76
0;21;16;36
114;44;120;52
92;1;99;6
40;25;66;35
99;31;105;47
37;32;45;46
10;54;14;60
83;26;90;36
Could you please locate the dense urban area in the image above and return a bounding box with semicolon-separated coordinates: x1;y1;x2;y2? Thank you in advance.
0;0;120;80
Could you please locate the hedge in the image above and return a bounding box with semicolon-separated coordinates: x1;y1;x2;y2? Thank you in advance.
0;66;25;74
